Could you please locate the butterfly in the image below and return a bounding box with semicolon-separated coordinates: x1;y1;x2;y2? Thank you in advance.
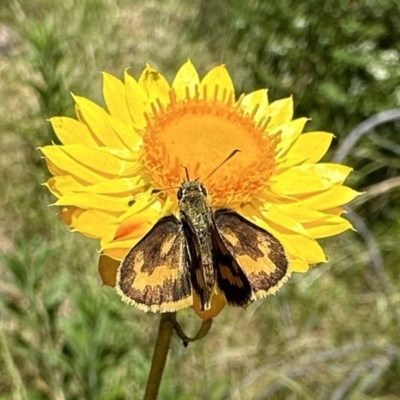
115;177;290;314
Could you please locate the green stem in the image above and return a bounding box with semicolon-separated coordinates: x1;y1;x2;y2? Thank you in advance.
143;313;175;400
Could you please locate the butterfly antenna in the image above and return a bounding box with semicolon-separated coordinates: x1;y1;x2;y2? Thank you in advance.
184;166;190;181
151;186;180;195
177;164;191;181
203;149;241;182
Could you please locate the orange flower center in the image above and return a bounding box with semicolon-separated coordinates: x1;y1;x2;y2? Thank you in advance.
142;89;279;206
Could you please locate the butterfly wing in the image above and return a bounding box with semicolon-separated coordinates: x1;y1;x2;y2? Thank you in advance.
214;209;290;301
179;216;211;311
210;218;253;307
116;216;192;312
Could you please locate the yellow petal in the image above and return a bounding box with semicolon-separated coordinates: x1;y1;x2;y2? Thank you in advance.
240;89;269;122
277;203;353;238
54;192;129;212
262;205;311;236
276;204;329;223
275;228;327;264
45;175;86;197
324;206;344;216
299;186;361;210
59;206;84;227
138;65;170;105
296;163;352;184
101;246;131;260
288;257;310;273
172;60;199;100
73;95;126;148
113;213;153;241
275;118;308;157
251;210;326;266
86;178;144;195
50;117;100;146
266;97;294;129
200;65;234;102
73;209;118;237
277;132;333;169
44;145;139;178
107;114;142;149
124;70;149;130
102;72;131;125
271;168;336;196
304;215;354;238
41;146;107;183
98;254;120;286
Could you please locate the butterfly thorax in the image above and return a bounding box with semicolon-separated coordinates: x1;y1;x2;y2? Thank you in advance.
178;180;215;310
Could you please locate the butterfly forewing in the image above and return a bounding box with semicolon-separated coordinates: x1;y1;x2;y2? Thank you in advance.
214;210;290;300
116;216;192;312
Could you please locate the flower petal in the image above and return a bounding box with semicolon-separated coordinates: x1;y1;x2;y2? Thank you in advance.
124;70;149;130
240;89;269;121
172;60;199;100
73;95;126;148
267;97;294;129
304;215;354;238
299;186;361;210
275;118;308;157
73;209;118;237
267;222;327;265
270;168;337;196
276;204;354;238
42;145;140;179
200;65;234;102
54;192;129;212
41;146;106;183
102;72;131;125
45;175;86;196
277;132;334;169
113;213;153;241
50;117;100;146
138;65;170;105
296;163;352;185
98;254;120;286
107;114;142;150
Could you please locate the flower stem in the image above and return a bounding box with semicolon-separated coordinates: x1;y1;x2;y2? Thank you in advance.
143;313;175;400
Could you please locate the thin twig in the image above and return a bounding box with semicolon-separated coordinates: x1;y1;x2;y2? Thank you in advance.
351;176;400;207
332;108;400;163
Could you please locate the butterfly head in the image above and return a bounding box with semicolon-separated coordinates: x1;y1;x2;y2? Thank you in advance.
177;180;207;202
177;180;211;222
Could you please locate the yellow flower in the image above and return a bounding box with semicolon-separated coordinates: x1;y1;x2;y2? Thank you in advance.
40;60;358;319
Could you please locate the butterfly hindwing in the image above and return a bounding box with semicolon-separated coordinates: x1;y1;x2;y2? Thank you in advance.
214;209;290;300
210;220;252;307
116;216;193;312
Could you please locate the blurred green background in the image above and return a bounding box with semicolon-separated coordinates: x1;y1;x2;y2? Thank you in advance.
1;0;400;399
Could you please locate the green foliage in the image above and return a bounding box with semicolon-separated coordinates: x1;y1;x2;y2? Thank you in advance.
198;0;400;135
0;0;399;399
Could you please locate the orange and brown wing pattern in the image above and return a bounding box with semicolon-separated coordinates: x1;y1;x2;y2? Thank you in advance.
116;216;192;313
214;209;290;300
210;219;252;307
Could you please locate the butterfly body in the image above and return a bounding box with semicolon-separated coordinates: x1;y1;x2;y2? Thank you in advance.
116;180;290;313
178;181;215;310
